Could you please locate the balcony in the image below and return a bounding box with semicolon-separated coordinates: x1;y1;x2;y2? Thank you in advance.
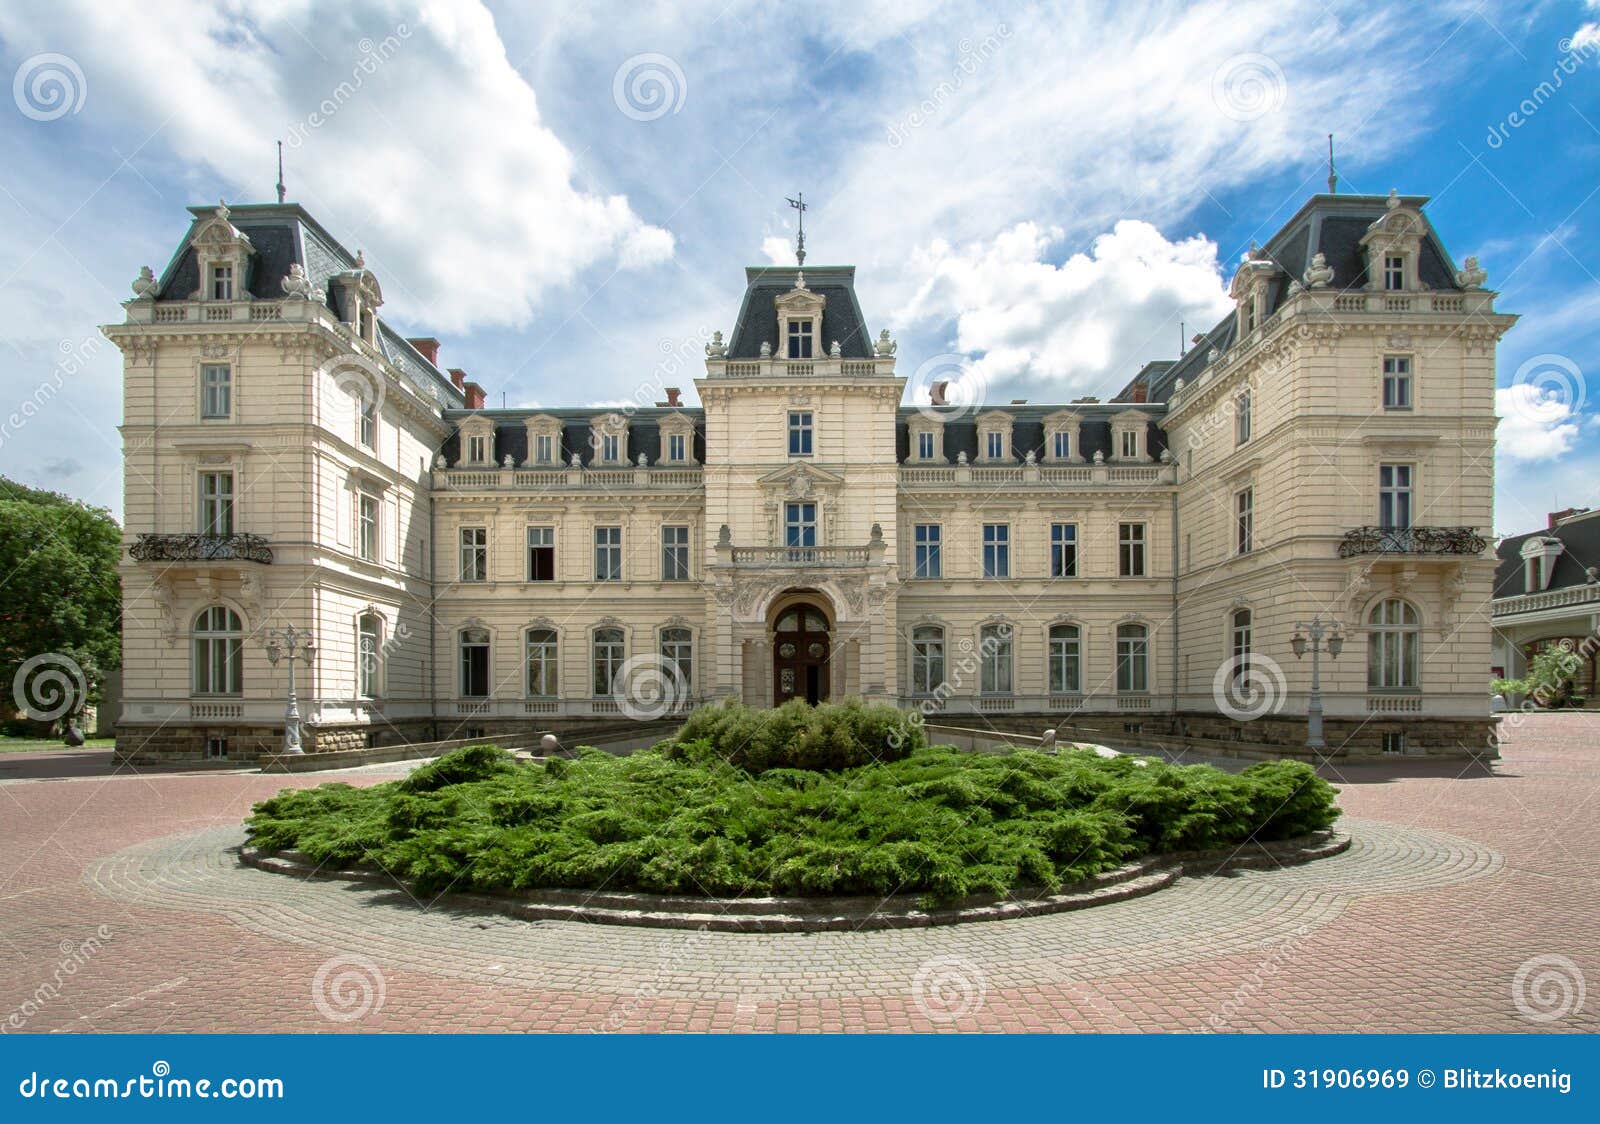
728;545;872;566
704;355;897;379
1336;526;1486;559
129;533;273;565
435;464;704;493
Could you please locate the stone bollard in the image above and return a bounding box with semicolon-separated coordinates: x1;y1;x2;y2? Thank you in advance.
540;733;559;757
1040;729;1057;754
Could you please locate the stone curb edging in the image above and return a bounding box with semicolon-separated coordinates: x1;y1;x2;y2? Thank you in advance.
238;828;1351;933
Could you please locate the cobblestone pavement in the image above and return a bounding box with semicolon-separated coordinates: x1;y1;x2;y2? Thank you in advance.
1;715;1596;1033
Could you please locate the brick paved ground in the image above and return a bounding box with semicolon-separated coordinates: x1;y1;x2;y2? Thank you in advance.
1;714;1595;1033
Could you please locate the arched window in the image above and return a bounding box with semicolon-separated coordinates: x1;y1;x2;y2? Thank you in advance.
980;623;1013;695
357;613;383;698
192;606;243;695
593;627;625;697
910;625;945;695
660;627;693;695
1116;623;1149;693
1367;599;1420;689
459;628;490;698
1048;624;1081;694
526;628;557;698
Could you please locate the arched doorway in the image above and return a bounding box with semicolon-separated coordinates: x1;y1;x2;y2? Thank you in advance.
773;602;830;705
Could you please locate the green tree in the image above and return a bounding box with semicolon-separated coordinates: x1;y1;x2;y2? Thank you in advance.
0;478;122;732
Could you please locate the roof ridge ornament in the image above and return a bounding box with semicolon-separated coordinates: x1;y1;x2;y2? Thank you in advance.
786;192;807;266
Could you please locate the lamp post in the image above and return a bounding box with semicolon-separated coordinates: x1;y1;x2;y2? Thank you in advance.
1290;616;1343;750
265;625;317;754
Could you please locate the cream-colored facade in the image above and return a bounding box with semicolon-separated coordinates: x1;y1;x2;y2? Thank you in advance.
106;191;1514;763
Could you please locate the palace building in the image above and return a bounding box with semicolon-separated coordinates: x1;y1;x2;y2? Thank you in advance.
104;190;1515;764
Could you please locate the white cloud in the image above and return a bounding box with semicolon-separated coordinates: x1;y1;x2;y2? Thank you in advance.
0;0;673;333
894;220;1232;399
1495;384;1582;461
760;237;793;265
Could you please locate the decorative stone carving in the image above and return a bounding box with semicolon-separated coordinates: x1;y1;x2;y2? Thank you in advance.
281;262;324;303
434;453;446;469
637;452;649;467
956;451;968;465
874;328;897;357
759;340;772;358
705;330;727;358
830;340;842;358
1304;252;1334;288
1455;256;1486;290
131;266;158;300
1207;348;1219;365
1024;448;1036;464
1386;188;1400;210
502;454;514;468
570;451;583;468
1093;449;1105;465
1287;279;1304;297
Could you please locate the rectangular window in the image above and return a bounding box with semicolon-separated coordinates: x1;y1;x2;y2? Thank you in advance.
788;411;813;456
459;631;489;698
982;523;1010;579
660;628;693;696
1050;523;1077;578
918;431;936;460
600;433;620;462
198;471;234;536
913;523;942;579
911;627;945;695
784;502;816;561
459;527;487;582
985;431;1005;460
204;735;228;760
1116;626;1149;693
1053;431;1071;459
668;433;687;462
980;625;1013;695
526;629;558;697
592;630;625;696
1121;430;1140;458
211;264;233;301
357;493;379;563
359;396;377;449
594;526;622;581
1384;255;1404;291
662;524;690;581
527;526;555;581
1119;523;1146;577
534;434;554;463
787;318;813;359
1236;488;1254;555
1382;731;1408;756
201;364;231;419
1236;390;1252;444
467;434;488;464
1378;464;1413;530
1382;356;1412;409
358;616;382;698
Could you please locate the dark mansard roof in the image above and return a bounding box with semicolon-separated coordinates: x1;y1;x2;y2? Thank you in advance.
726;266;876;359
1494;510;1600;598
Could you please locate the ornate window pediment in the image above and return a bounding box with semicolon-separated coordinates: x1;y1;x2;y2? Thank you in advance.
1042;409;1083;463
522;414;563;465
906;414;944;462
976;410;1013;462
1360;192;1430;292
457;414;495;466
756;460;844;499
1110;408;1152;461
589;412;630;464
332;251;383;342
1228;248;1278;335
188;202;254;303
774;278;826;360
658;411;698;465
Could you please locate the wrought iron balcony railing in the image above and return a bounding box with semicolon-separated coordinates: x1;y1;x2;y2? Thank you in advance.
129;533;273;565
1336;525;1485;559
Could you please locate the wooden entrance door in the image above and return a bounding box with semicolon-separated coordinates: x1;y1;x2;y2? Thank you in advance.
773;604;830;705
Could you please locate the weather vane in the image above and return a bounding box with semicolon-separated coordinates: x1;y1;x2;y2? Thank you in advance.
786;192;807;266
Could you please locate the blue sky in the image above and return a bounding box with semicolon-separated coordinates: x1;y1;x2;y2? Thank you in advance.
0;0;1596;535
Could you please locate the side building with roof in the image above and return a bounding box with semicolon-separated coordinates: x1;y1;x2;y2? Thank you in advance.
103;190;1515;763
1491;507;1600;704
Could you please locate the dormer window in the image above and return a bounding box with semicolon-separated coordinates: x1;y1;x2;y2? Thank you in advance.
1121;430;1140;458
211;264;234;301
1243;298;1256;333
668;433;686;462
918;431;936;459
1384;255;1404;291
601;433;620;462
534;434;553;463
1525;556;1545;591
787;318;814;359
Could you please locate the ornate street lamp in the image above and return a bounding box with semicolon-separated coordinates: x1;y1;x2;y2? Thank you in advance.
265;625;317;754
1290;615;1343;750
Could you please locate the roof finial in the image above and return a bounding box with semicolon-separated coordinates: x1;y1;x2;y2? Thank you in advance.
786;192;807;266
276;139;286;204
1327;133;1337;194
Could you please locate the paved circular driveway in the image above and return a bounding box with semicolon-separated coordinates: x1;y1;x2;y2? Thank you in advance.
2;716;1596;1032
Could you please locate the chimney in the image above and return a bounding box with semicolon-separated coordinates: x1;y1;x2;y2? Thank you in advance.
448;368;467;391
1010;399;1028;405
1548;507;1586;530
407;337;440;365
464;382;486;410
655;387;682;407
1072;396;1100;404
1128;382;1148;403
930;381;949;406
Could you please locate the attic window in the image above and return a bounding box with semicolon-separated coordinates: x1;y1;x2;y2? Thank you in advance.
211;265;234;301
601;433;620;462
1384;255;1404;291
787;319;813;359
918;431;936;460
534;434;554;463
1525;556;1544;592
